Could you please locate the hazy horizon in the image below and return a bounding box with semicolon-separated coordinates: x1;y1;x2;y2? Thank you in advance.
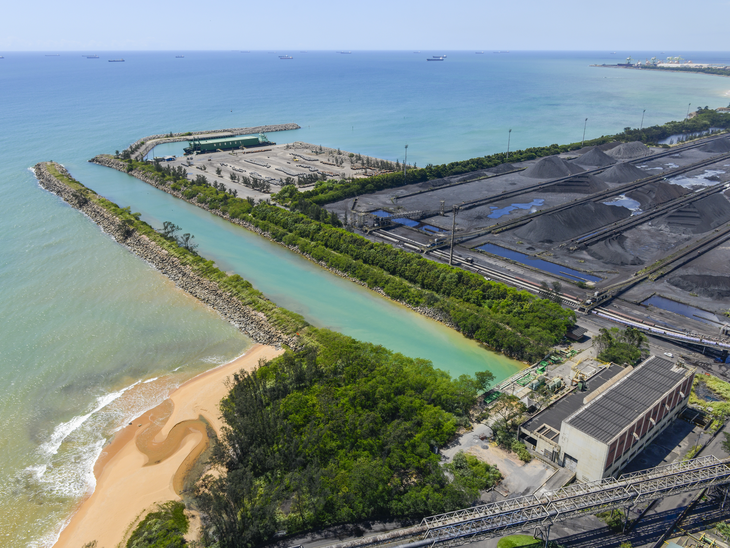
3;0;729;52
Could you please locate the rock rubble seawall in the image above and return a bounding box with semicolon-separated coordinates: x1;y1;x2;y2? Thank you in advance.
89;155;459;332
34;162;298;349
132;123;301;160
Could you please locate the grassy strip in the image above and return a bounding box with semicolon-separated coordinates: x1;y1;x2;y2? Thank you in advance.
286;109;730;206
45;163;308;339
690;374;730;418
106;158;574;362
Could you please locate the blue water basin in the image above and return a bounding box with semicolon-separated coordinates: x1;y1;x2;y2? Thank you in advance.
477;243;601;283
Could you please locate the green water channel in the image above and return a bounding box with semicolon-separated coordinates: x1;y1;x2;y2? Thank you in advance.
76;159;523;381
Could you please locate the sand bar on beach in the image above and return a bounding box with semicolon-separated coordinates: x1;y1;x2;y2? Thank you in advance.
54;344;284;548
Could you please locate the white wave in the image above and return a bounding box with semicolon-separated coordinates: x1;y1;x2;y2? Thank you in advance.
39;380;141;458
143;376;159;384
202;355;227;365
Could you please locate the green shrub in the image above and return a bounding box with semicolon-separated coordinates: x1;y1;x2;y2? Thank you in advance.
126;501;188;548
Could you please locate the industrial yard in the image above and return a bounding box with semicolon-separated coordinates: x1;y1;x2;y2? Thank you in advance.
159;137;396;202
325;133;730;349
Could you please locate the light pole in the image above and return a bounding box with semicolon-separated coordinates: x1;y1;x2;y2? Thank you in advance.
404;144;408;183
640;109;646;130
582;118;588;146
686;103;692;119
506;129;512;161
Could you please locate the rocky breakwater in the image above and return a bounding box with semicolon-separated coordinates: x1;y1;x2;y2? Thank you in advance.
90;155;461;333
34;162;299;349
132;123;301;160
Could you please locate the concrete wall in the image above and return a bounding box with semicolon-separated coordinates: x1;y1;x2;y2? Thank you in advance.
559;422;609;482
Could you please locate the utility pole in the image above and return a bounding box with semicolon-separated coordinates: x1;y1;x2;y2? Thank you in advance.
686;102;692;119
404;144;408;184
640;109;646;130
449;205;459;266
506;129;512;161
582;118;588;146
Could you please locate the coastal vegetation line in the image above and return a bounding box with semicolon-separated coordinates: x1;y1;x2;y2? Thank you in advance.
35;162;505;548
90;154;575;362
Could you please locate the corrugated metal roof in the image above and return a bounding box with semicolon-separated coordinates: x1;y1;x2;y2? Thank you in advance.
564;357;688;444
522;364;623;438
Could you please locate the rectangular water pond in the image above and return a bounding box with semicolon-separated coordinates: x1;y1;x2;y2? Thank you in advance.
642;295;722;327
477;243;601;283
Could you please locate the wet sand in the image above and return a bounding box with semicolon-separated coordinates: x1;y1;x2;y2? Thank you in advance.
54;344;283;548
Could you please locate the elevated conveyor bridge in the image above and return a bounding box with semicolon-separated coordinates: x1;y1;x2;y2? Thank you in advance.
418;455;730;544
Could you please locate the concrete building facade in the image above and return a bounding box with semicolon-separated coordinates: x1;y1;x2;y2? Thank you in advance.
559;357;694;481
520;357;695;482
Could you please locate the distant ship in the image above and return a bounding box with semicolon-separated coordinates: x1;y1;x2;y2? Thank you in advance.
279;55;293;59
175;55;184;58
85;55;99;59
108;59;125;62
241;51;250;53
414;51;420;53
428;56;445;61
45;54;60;57
339;51;352;54
475;51;484;54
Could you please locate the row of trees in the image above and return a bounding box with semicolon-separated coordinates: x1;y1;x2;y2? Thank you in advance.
119;156;574;361
196;329;501;548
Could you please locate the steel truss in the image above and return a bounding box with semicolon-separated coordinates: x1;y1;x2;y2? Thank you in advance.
420;456;730;543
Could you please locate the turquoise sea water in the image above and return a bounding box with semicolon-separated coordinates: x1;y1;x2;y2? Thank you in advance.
2;51;730;547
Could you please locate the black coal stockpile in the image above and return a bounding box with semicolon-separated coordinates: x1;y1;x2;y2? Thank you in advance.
669;274;730;299
513;202;631;243
586;234;643;266
626;181;690;209
542;173;609;194
572;147;617;167
605;141;652;160
660;195;730;234
523;156;585;179
488;163;516;174
597;162;647;184
700;137;730;153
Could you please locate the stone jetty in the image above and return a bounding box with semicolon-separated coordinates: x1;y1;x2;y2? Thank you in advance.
34;162;300;349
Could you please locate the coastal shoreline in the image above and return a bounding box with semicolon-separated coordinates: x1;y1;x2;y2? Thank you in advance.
89;154;464;335
53;344;284;548
34;161;298;350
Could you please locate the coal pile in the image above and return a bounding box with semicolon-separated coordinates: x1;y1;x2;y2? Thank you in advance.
587;235;643;266
488;163;516;174
513;202;631;243
572;147;617;167
669;274;730;299
523;156;585;179
660;195;730;234
542;173;609;194
606;141;652;160
700;138;730;153
597;162;647;184
626;181;690;209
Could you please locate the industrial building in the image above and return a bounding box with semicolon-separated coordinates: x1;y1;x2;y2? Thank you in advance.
521;356;695;482
183;133;273;154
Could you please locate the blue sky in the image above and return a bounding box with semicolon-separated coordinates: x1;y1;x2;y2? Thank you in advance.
2;0;729;51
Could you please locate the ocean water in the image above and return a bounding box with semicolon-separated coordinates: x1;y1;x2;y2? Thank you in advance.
2;50;730;547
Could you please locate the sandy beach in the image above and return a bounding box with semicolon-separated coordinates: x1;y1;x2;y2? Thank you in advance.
54;344;284;548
